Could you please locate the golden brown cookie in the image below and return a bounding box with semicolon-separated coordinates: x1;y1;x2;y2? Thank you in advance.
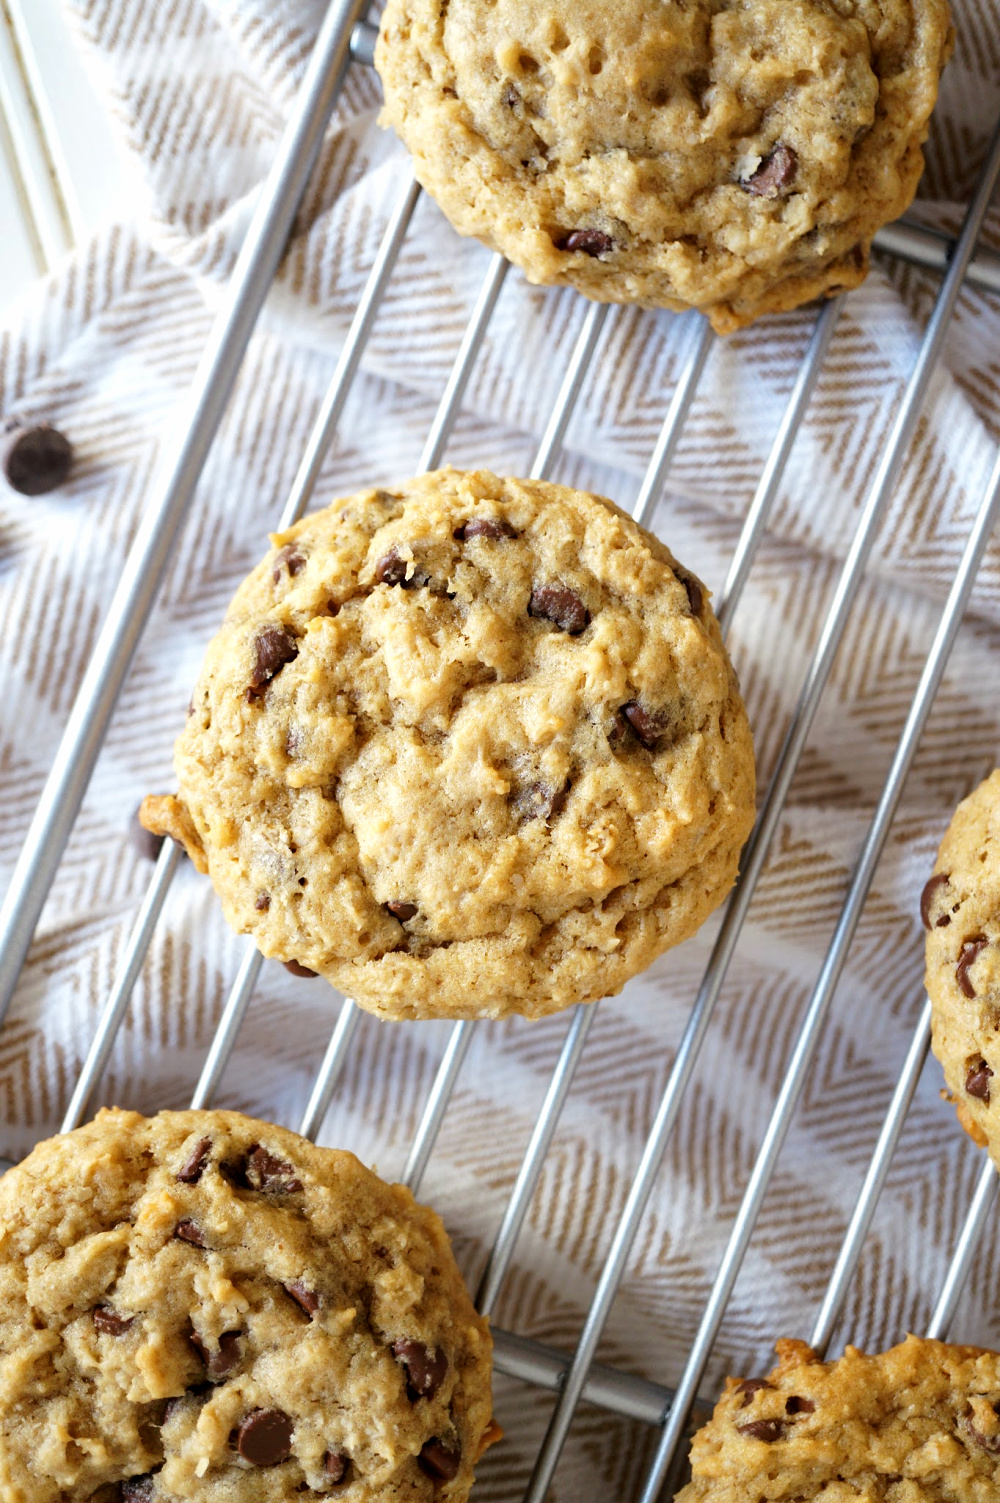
0;1109;495;1501
141;468;755;1022
677;1335;1000;1500
923;769;1000;1158
375;0;953;333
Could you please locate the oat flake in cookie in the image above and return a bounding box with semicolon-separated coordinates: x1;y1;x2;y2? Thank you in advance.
923;769;1000;1161
677;1335;1000;1500
374;0;953;333
0;1108;495;1501
141;469;755;1022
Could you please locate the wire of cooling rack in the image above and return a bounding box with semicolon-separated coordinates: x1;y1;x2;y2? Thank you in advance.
2;6;1000;1501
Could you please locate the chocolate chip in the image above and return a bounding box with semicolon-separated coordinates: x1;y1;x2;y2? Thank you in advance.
528;583;590;635
247;625;298;698
957;937;988;998
245;1144;303;1193
558;229;615;256
176;1137;212;1184
621;702;667;748
386;901;417;921
417;1438;461;1482
966;1057;993;1102
511;781;568;823
255;892;271;912
393;1338;448;1401
743;144;798;198
284;960;318;978
2;422;74;495
375;546;430;588
190;1330;242;1379
237;1408;294;1467
785;1396;814;1416
130;807;165;862
93;1305;135;1335
920;871;952;929
173;1219;207;1247
737;1418;785;1442
454;518;517;541
284;1281;320;1318
963;1405;1000;1453
324;1452;349;1482
736;1378;774;1407
675;567;703;616
272;546;306;584
120;1476;156;1503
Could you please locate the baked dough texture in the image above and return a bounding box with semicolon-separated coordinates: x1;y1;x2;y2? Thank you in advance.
141;469;755;1022
375;0;953;333
0;1108;495;1502
923;769;1000;1161
677;1335;1000;1500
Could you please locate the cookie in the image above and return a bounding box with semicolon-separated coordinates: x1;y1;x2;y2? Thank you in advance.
0;1108;496;1501
141;468;755;1022
374;0;953;333
677;1335;1000;1500
923;769;1000;1159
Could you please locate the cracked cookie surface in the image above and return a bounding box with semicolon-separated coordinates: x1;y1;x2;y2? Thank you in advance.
0;1108;495;1502
677;1335;1000;1500
923;769;1000;1162
375;0;952;332
143;468;755;1022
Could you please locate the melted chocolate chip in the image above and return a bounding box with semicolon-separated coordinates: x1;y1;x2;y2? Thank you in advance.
272;546;306;584
245;1144;303;1193
2;422;74;495
511;781;568;823
785;1396;815;1416
324;1451;349;1482
237;1408;294;1467
736;1378;774;1407
737;1418;785;1442
176;1137;212;1184
920;871;952;929
743;144;798;198
120;1476;156;1503
528;583;590;635
558;229;614;256
247;625;298;698
957;937;988;998
284;1281;320;1318
966;1057;993;1102
375;546;431;589
255;892;271;912
130;807;165;862
386;900;418;921
418;1438;462;1482
173;1219;207;1247
454;517;517;541
675;567;703;616
284;960;318;978
393;1338;448;1401
190;1330;242;1379
964;1406;1000;1453
93;1305;135;1335
621;701;666;748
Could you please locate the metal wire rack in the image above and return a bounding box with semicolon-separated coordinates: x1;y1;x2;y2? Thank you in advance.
1;3;1000;1498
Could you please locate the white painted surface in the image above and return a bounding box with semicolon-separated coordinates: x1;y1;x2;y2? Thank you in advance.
0;0;139;321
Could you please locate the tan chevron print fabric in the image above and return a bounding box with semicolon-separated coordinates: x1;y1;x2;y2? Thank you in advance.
1;2;1000;1498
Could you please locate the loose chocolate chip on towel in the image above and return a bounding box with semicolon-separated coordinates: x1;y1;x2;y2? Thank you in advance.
2;422;74;495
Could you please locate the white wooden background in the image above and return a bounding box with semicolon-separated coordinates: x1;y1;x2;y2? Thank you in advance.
0;0;138;321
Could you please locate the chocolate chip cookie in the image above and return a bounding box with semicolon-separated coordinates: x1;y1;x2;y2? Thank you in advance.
677;1335;1000;1500
141;468;755;1022
922;769;1000;1160
0;1108;496;1501
375;0;953;333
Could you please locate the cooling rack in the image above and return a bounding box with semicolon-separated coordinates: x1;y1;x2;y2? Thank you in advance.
1;2;1000;1498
